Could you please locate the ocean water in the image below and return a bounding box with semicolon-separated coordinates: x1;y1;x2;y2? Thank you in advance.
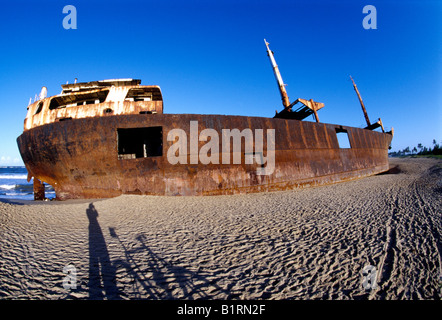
0;167;55;201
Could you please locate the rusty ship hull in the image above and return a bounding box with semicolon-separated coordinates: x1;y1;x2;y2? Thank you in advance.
17;112;392;200
17;42;393;200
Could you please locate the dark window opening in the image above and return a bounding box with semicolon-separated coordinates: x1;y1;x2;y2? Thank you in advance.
125;88;155;102
34;102;44;115
49;90;109;110
58;117;72;122
117;127;163;160
104;108;113;114
335;128;351;149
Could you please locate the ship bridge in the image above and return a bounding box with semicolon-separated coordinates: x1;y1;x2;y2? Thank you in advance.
61;79;142;93
23;79;163;131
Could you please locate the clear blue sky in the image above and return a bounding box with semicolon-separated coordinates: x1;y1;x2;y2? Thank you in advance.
0;0;440;165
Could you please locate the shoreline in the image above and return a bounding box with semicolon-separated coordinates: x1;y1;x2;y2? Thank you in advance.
0;159;404;206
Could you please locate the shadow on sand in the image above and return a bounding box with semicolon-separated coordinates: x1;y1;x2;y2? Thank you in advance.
109;227;229;299
86;203;120;299
87;202;228;299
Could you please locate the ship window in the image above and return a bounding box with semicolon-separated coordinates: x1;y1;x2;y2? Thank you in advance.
335;128;351;148
49;90;109;110
117;127;163;160
34;102;44;115
125;88;153;102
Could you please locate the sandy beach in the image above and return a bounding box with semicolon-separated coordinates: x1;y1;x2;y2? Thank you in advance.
0;157;440;300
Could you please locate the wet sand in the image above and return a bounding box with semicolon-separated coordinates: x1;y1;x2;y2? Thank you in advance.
0;157;441;300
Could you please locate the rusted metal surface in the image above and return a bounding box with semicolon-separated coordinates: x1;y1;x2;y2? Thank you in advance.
265;40;325;123
309;99;320;123
24;81;163;131
265;39;290;108
365;118;385;132
350;76;386;133
274;98;325;121
17;112;393;200
350;76;371;127
33;178;45;200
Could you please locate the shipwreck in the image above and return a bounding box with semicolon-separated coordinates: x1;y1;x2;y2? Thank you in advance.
17;40;393;200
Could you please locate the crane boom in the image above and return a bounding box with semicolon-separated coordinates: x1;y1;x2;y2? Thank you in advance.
350;76;371;127
264;39;290;108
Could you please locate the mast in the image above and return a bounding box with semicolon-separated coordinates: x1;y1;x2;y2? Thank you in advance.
350;76;371;127
264;39;290;108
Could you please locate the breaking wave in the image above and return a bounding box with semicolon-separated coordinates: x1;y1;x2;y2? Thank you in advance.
0;184;16;190
0;174;28;180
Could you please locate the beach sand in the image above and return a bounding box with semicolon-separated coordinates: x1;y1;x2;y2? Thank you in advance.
0;157;440;300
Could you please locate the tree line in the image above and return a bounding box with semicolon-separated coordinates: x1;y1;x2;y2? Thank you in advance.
389;139;442;157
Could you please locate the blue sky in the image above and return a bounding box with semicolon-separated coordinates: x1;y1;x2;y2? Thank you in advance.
0;0;440;165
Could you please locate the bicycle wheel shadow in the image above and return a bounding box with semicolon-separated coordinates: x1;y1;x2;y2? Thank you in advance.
108;227;227;299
